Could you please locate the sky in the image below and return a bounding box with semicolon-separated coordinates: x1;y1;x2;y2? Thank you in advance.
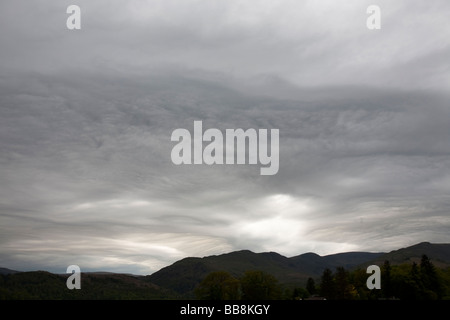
1;0;450;275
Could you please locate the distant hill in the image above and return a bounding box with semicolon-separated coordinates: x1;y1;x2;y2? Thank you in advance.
290;251;384;274
147;242;450;298
146;250;301;297
146;249;385;297
0;268;20;275
366;242;450;269
0;271;175;299
1;242;449;299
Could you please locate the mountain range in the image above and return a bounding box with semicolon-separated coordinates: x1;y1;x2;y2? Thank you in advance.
1;241;449;299
147;242;450;297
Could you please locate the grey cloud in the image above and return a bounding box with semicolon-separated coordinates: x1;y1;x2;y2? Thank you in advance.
1;0;449;274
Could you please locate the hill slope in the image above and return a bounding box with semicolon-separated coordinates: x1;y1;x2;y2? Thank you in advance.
0;271;175;299
147;249;386;296
147;242;450;297
0;268;20;275
2;242;449;299
366;242;450;268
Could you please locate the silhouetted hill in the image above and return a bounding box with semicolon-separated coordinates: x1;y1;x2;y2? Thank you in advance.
147;249;385;297
0;271;175;299
322;252;385;269
286;251;385;279
0;267;20;275
2;242;449;299
366;242;450;268
147;242;450;298
147;250;305;297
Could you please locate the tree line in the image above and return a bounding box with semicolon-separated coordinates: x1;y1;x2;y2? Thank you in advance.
195;255;450;300
195;270;282;300
316;254;447;300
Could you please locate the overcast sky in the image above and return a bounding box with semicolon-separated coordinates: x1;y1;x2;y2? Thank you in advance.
1;0;450;275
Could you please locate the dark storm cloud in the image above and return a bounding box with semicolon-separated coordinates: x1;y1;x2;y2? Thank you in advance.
0;0;449;274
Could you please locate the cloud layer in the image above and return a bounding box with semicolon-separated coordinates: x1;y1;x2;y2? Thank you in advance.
0;0;449;274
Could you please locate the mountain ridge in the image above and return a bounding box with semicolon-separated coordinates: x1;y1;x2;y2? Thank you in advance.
2;241;449;299
145;241;450;297
2;241;448;276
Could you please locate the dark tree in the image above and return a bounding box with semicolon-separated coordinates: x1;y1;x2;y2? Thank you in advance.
195;271;241;300
420;254;442;299
382;260;392;299
406;262;425;300
319;268;335;299
291;287;309;300
240;270;281;300
334;266;356;299
306;277;316;296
